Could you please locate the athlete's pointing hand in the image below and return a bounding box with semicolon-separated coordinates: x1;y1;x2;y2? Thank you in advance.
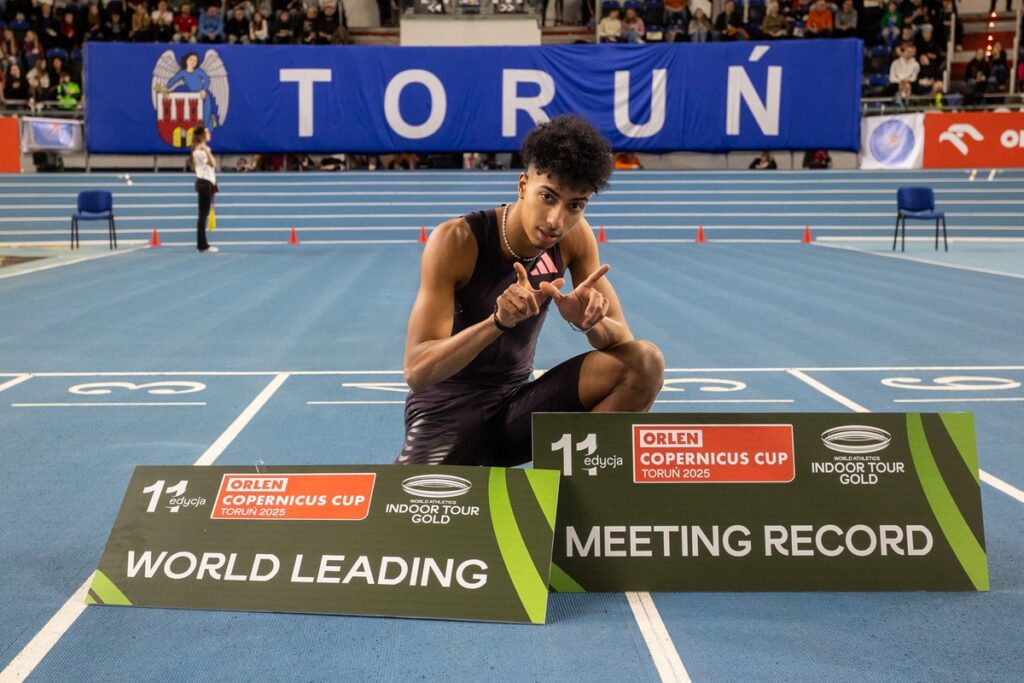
539;264;611;332
494;261;566;329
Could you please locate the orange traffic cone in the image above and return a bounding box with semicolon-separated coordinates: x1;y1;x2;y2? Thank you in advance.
289;227;299;245
696;225;706;243
597;226;607;243
419;226;428;243
149;228;161;247
802;225;813;243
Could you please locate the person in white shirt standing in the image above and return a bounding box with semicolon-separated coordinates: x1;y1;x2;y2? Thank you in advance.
191;125;219;253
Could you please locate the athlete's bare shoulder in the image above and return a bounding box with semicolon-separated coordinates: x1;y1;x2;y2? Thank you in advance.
422;216;478;290
558;215;598;271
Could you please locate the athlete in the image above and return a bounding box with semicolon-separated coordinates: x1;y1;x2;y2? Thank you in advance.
397;115;664;467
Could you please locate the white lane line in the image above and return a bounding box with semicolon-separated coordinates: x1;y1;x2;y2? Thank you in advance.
654;399;794;404
0;374;32;393
0;247;142;281
980;472;1024;504
1;373;290;681
787;369;1022;506
194;373;289;466
626;591;692;683
0;579;92;682
11;402;207;408
9;199;1024;209
4;366;1022;378
893;397;1024;403
815;243;1024;281
786;369;869;412
307;400;405;405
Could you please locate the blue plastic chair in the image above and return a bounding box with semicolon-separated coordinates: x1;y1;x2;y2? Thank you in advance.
894;187;947;252
71;191;117;250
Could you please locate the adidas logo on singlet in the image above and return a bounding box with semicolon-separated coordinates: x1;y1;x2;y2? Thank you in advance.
529;252;557;277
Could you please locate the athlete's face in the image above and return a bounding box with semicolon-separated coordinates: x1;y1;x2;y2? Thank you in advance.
516;168;591;251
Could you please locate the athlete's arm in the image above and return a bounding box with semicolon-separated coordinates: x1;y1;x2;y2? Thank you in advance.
403;219;527;393
544;219;634;350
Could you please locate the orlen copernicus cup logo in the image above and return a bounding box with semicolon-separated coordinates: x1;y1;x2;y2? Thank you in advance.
632;424;795;483
151;49;228;148
211;473;375;521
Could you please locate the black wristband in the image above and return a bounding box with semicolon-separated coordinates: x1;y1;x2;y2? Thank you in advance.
493;306;514;332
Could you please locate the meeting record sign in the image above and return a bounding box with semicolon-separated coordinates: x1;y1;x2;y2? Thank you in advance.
534;413;989;592
88;465;559;624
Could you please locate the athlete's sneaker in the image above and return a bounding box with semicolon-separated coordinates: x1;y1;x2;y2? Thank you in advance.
201;246;220;253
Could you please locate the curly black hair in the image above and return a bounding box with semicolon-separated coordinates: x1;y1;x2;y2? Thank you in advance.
520;115;613;195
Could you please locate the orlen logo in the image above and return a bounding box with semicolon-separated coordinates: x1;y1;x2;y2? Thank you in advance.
820;425;892;454
938;124;984;156
142;479;206;513
401;474;472;498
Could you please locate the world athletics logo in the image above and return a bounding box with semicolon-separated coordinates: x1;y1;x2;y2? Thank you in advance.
401;474;473;498
868;119;916;166
150;49;229;148
821;425;892;454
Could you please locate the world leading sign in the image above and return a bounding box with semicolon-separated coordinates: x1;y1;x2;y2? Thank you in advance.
533;413;988;592
85;41;862;154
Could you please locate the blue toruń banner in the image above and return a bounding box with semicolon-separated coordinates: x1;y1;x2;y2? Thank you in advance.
84;41;862;154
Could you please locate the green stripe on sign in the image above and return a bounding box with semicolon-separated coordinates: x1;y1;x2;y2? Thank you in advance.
89;570;133;605
523;469;559;531
489;468;549;624
549;563;586;592
906;414;989;591
939;413;980;484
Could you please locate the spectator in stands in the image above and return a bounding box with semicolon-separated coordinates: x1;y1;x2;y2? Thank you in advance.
152;1;175;42
22;30;43;65
3;63;28;106
47;55;65;85
26;56;50;102
987;42;1009;91
860;0;883;43
964;48;990;100
914;23;939;61
834;0;857;37
250;11;270;42
84;5;106;42
300;6;318;44
2;29;19;67
55;70;79;110
199;5;224;43
273;10;296;43
802;149;831;168
107;9;129;41
762;2;789;38
130;3;152;41
622;6;645;42
714;1;749;40
893;78;913;110
58;10;77;51
889;42;919;94
225;6;250;43
805;0;833;37
879;0;901;46
174;3;199;43
664;0;687;26
936;0;961;50
598;7;622;42
688;7;711;41
749;151;778;169
315;3;340;43
34;3;60;50
904;0;928;33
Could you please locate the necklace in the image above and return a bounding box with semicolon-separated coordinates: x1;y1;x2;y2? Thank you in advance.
501;202;539;265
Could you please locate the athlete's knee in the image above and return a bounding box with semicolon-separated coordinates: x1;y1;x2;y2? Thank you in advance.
614;339;665;401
